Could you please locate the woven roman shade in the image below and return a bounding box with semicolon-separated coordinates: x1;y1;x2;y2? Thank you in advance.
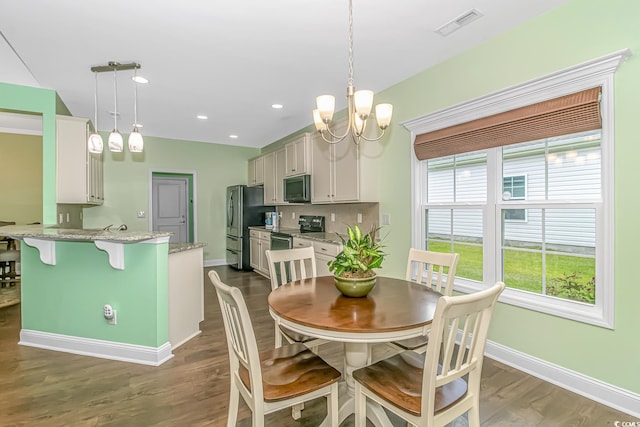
414;87;602;160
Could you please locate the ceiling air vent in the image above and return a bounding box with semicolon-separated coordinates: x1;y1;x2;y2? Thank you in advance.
435;9;484;37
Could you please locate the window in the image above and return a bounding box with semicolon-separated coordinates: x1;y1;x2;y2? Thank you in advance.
502;175;527;221
405;51;628;328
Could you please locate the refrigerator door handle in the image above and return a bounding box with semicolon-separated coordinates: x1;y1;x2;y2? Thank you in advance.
227;194;234;227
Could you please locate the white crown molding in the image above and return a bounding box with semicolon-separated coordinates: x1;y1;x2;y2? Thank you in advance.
19;329;174;366
402;48;631;135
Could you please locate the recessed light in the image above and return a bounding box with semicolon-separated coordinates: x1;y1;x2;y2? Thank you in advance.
229;134;239;139
272;104;283;109
131;75;149;84
197;115;208;120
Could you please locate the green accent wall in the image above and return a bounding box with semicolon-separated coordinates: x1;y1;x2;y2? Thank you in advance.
81;135;259;260
0;83;57;223
265;0;640;395
21;241;168;346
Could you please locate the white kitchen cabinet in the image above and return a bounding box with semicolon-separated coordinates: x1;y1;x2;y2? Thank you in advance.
248;156;264;187
285;133;311;177
262;148;287;205
275;148;287;204
311;122;358;203
292;237;341;277
56;115;103;205
249;229;271;277
262;152;276;204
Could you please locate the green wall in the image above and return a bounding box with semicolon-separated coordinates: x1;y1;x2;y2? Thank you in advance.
362;0;640;394
265;0;640;396
21;241;168;346
0;83;57;223
81;135;259;260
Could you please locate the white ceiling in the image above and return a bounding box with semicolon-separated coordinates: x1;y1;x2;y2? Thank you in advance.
0;0;569;148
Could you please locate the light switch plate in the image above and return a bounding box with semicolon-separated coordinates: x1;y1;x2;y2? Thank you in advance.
137;211;146;218
382;213;391;225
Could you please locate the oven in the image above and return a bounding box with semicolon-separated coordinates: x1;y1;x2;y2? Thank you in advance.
270;232;293;250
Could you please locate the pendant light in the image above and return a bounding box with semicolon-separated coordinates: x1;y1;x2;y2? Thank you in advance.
108;68;123;152
128;69;144;152
87;71;104;153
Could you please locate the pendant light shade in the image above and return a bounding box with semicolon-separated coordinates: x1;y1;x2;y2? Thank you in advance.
128;69;144;153
87;72;104;154
108;69;123;152
90;61;145;154
128;127;143;152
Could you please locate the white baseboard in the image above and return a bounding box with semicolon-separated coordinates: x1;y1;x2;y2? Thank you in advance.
19;329;174;366
485;340;640;418
204;258;227;267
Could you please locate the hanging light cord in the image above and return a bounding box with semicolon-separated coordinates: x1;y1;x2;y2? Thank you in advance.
93;72;99;130
113;69;118;130
133;70;138;128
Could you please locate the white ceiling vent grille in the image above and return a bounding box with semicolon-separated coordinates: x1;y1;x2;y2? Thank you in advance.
435;9;484;37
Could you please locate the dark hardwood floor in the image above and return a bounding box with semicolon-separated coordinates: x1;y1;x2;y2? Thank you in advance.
0;266;630;426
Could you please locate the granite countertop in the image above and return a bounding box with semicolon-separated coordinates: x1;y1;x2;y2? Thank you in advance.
247;226;344;245
0;224;172;243
168;242;206;254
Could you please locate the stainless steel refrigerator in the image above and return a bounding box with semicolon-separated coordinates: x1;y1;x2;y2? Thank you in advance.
226;185;274;270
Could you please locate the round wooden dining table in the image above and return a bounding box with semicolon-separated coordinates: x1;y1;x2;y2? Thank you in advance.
268;275;442;427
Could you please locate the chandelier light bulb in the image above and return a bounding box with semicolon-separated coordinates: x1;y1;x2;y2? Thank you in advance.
312;109;327;131
375;103;393;129
354;90;374;119
316;95;335;122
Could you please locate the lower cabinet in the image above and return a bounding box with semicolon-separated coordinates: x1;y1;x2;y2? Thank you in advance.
293;237;342;277
249;229;271;277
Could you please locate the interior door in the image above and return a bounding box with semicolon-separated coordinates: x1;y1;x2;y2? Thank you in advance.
152;177;188;243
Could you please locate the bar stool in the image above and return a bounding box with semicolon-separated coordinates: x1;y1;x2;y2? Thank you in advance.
0;249;21;308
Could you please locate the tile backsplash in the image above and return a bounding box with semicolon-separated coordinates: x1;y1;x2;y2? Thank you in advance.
277;203;379;234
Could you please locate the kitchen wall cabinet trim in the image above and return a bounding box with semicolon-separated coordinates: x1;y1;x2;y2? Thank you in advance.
310;120;380;204
285;133;311;177
56;115;104;205
248;156;265;187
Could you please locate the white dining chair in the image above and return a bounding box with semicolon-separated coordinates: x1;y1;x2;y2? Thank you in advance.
209;270;340;427
353;281;505;427
389;248;460;353
265;247;329;353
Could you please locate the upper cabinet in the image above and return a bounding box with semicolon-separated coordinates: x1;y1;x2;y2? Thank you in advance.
263;149;287;205
310;121;380;204
284;133;311;177
56;115;103;205
248;156;264;187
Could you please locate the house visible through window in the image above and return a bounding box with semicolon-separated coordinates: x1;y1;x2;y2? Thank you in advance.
503;175;526;221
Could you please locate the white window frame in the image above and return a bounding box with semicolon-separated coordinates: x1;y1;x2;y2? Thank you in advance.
404;49;630;329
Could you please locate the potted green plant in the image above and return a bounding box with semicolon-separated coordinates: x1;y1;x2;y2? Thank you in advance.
328;224;385;297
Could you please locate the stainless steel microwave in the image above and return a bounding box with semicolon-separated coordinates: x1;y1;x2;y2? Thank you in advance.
284;175;311;203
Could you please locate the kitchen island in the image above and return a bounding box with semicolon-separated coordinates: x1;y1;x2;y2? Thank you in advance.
2;225;205;366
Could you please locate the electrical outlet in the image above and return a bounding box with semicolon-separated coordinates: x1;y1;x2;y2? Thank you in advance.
330;213;335;222
137;211;146;218
382;213;391;225
291;212;296;220
103;304;117;325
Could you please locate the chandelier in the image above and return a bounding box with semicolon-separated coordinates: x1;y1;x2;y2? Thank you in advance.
88;61;146;154
312;0;393;145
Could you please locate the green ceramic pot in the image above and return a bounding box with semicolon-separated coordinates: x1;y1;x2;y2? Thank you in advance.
334;274;377;297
